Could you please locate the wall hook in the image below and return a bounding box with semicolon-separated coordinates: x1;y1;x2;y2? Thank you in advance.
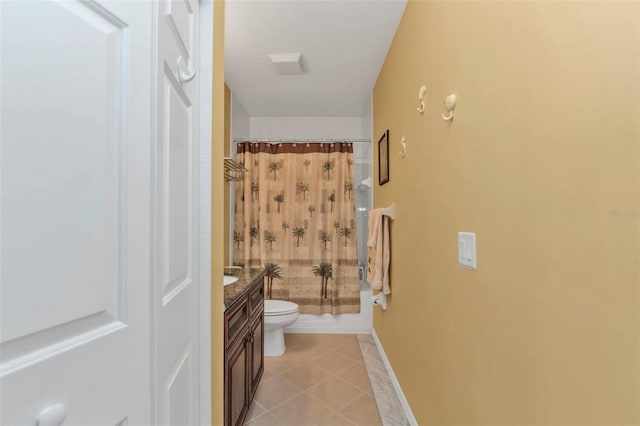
441;94;457;121
177;55;196;84
399;136;407;158
416;85;427;113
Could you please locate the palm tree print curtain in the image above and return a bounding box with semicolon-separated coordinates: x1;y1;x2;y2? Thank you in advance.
233;142;360;314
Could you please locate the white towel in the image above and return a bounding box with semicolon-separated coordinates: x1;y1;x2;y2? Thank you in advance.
367;209;391;294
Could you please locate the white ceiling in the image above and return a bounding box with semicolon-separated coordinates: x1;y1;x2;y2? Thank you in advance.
225;0;407;117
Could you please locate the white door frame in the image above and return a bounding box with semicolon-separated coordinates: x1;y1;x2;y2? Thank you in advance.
197;2;213;425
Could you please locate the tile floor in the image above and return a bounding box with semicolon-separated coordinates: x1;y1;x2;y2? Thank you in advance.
246;334;383;426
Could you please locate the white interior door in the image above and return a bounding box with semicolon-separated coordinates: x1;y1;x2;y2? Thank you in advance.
154;1;200;425
0;1;153;425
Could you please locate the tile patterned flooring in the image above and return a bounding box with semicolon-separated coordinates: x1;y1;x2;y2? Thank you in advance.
246;334;383;426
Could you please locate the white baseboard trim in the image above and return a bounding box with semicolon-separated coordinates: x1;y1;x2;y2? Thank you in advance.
285;327;372;334
371;329;418;426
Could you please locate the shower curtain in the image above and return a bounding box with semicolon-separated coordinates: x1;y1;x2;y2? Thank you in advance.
233;142;360;314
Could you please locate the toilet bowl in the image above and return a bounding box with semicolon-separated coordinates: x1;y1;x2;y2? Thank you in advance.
263;300;299;357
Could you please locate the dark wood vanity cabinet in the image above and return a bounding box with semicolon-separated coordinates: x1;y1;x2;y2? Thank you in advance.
224;277;264;426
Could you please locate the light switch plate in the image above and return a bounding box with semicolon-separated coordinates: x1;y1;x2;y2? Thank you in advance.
458;232;476;269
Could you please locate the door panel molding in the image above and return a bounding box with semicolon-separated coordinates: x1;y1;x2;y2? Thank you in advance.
163;345;193;425
159;63;194;307
0;319;125;378
164;0;193;60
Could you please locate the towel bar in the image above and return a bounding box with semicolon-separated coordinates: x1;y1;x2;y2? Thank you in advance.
381;203;396;220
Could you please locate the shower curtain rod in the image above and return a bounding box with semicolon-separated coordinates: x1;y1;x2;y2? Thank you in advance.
232;138;371;143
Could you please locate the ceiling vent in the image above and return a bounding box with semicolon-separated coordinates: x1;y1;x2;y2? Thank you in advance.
268;53;304;75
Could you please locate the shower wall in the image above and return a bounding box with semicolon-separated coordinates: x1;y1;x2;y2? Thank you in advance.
250;116;363;140
247;106;374;333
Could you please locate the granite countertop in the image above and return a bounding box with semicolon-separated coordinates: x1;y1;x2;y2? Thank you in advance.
223;267;265;310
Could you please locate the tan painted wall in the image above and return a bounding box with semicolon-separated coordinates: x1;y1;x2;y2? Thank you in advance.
224;83;231;266
212;0;225;424
373;2;639;424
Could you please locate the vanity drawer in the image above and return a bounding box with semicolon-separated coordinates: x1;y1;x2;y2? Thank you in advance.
225;295;249;349
248;280;264;316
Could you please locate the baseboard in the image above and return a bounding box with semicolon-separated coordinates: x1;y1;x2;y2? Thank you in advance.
371;329;418;426
285;327;372;334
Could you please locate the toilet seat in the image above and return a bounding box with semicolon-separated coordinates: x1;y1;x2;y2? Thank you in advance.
264;300;298;316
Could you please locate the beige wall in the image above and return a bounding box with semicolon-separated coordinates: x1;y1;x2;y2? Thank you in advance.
373;2;639;424
212;0;225;424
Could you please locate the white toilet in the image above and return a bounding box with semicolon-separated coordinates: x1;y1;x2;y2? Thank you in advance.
263;300;299;357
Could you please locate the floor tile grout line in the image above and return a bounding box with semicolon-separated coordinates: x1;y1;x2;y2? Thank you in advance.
245;399;267;421
331;373;374;396
331;363;375;395
310;409;359;426
253;375;305;412
301;379;366;414
255;388;304;414
335;412;359;426
267;390;334;426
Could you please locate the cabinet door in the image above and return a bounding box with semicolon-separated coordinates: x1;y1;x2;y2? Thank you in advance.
248;311;264;399
225;336;249;426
